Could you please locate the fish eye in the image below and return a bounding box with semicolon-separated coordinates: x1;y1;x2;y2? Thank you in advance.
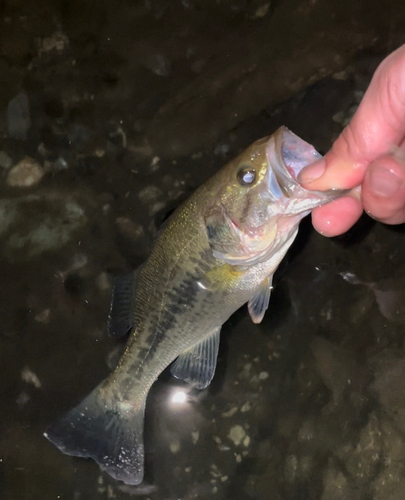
237;167;256;186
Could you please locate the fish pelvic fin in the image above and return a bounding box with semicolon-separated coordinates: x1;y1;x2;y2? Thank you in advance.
44;384;145;485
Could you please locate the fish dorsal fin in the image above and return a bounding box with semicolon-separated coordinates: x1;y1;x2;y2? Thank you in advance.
248;274;273;324
107;269;139;338
170;327;221;390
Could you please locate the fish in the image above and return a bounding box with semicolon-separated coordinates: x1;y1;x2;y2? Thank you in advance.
44;126;343;485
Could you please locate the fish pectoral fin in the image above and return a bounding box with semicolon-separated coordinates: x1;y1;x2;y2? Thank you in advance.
248;274;273;324
107;269;140;338
170;327;221;390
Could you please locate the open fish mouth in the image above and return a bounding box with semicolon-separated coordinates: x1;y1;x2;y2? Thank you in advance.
266;126;323;198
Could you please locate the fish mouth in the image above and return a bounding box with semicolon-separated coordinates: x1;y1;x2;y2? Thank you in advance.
266;126;323;198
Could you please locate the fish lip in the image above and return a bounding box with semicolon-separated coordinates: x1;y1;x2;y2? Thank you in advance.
265;127;346;205
268;126;324;191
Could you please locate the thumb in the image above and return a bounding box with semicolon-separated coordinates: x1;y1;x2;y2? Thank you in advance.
298;155;364;191
299;44;405;191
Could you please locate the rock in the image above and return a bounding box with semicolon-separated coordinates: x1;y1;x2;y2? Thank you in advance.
53;157;69;171
16;392;30;407
336;413;382;485
138;185;162;204
252;3;271;19
191;431;199;444
170;439;180;453
284;455;298;483
284;454;314;484
21;367;41;388
148;201;166;217
148;54;171;77
222;406;238;418
68;124;92;150
214;144;230;156
0;193;86;259
0;151;12;169
379;418;405;465
34;309;51;324
96;272;111;292
321;462;355;500
310;336;357;405
298;416;316;443
7;92;31;140
241;402;251;413
372;278;405;325
149;156;160;173
7;157;44;188
332;70;349;80
228;425;246;446
372;356;405;433
372;420;405;500
373;472;405;500
116;217;144;241
0;200;19;237
38;31;69;55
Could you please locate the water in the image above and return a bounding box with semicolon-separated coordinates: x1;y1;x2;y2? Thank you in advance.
1;0;405;499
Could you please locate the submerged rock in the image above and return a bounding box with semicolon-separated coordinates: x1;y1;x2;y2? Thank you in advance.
321;462;355;500
0;151;13;169
7;92;31;140
0;192;86;259
7;157;44;188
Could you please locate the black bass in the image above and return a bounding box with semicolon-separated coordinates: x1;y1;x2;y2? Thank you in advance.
45;127;342;485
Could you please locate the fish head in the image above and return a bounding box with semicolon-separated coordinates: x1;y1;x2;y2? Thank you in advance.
205;127;344;266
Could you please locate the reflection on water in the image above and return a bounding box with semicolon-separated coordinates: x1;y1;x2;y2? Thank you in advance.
1;0;405;499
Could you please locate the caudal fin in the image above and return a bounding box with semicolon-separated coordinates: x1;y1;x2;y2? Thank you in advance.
44;385;145;485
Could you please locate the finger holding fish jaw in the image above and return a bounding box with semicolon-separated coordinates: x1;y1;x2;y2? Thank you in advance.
310;188;363;237
299;44;405;234
308;152;405;236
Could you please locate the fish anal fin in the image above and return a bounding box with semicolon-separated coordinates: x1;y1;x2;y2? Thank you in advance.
108;269;139;338
248;274;273;324
171;327;221;390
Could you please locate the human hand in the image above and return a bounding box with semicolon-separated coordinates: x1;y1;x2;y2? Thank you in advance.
298;44;405;236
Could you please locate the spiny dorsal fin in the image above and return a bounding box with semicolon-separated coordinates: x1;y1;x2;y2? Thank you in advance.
107;269;139;338
170;327;221;390
248;274;273;324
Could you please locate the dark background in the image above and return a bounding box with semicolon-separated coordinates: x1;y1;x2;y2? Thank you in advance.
1;1;405;499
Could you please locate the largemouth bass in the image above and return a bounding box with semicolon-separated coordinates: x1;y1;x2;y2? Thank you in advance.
45;127;342;485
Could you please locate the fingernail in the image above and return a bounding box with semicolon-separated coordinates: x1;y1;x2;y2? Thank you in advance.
369;166;403;197
298;159;326;184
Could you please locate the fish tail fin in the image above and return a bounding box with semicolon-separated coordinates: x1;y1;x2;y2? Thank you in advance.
44;384;145;485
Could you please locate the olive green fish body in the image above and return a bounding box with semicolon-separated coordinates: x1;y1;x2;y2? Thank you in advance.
45;127;343;485
109;165;297;398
